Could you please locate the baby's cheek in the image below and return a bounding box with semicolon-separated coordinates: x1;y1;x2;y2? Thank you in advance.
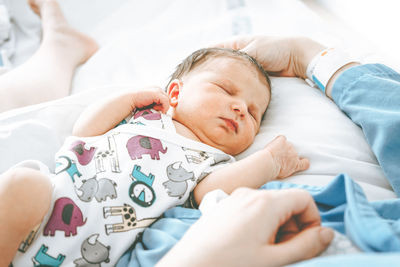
246;127;257;145
240;131;255;151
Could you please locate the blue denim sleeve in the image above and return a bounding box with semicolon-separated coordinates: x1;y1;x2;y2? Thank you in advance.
331;64;400;196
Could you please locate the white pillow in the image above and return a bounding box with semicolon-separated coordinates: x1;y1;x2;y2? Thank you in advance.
238;77;395;200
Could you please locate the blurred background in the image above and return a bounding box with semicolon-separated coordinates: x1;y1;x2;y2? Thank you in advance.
302;0;400;71
2;0;399;89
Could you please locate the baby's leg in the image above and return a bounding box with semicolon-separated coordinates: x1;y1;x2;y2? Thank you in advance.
0;167;52;266
0;0;98;112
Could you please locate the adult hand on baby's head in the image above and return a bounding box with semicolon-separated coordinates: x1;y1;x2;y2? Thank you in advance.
214;36;326;78
157;187;333;267
265;135;310;179
132;86;170;113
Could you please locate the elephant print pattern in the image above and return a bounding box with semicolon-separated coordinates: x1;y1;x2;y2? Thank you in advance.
126;135;168;160
10;108;234;267
43;197;86;237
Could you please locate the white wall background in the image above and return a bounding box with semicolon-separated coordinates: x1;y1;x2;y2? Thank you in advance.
303;0;400;71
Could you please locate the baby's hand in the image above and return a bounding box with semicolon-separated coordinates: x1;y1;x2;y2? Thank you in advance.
264;135;310;179
131;87;170;113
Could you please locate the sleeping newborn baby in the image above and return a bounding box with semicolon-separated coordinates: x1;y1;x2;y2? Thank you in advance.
2;47;309;266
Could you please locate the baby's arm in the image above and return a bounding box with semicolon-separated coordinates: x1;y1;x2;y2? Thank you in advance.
72;87;169;137
194;136;309;204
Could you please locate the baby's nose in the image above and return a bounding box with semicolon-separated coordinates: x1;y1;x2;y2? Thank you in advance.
233;105;246;118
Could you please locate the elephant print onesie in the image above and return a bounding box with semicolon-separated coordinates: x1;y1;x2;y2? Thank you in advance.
11;108;234;267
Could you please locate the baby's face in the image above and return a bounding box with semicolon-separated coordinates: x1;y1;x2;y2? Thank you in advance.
169;57;270;155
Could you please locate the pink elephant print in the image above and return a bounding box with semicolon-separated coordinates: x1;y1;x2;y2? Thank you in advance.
133;108;161;120
126;135;167;160
69;140;97;166
43;197;86;237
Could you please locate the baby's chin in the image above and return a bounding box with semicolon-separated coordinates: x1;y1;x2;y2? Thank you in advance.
226;147;246;156
197;129;252;155
213;142;248;156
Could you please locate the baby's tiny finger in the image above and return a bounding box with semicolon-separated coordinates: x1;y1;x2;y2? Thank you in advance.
152;92;170;113
160;94;170;113
298;158;310;171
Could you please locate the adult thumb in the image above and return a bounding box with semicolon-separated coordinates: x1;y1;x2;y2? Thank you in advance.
266;226;334;266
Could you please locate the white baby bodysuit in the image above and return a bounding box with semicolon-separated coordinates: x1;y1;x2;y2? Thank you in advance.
11;108;234;267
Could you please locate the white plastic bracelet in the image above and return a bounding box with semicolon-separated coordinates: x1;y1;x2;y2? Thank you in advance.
305;48;359;93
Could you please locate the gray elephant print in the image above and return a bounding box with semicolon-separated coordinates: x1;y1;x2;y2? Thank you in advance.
75;176;117;202
163;162;195;199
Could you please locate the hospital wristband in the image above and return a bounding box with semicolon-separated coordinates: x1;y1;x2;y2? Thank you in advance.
305;48;359;93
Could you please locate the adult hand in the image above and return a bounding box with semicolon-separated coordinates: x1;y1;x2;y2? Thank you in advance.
157;188;334;267
215;36;326;79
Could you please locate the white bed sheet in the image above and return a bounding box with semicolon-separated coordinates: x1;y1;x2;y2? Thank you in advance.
1;0;396;201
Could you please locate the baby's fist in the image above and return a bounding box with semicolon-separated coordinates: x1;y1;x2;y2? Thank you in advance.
132;87;170;114
265;135;310;179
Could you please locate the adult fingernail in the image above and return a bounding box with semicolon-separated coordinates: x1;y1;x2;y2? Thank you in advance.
319;227;334;245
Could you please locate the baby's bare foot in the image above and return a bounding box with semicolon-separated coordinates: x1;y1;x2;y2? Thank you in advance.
28;0;98;65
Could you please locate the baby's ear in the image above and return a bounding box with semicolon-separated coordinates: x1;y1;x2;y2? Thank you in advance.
167;79;182;107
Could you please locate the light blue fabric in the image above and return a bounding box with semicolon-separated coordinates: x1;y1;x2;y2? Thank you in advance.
263;175;400;252
331;64;400;196
117;64;400;266
289;253;400;267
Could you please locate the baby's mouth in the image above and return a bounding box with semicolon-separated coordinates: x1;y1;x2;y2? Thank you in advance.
221;118;238;133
